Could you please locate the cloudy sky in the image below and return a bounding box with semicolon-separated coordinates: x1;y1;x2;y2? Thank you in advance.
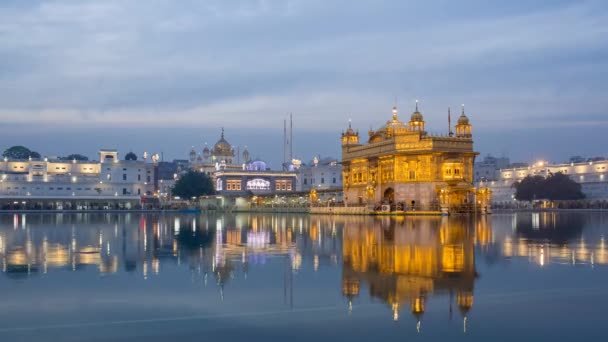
0;0;606;167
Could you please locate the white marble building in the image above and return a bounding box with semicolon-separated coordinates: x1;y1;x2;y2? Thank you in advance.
296;157;343;192
0;150;156;201
481;160;608;204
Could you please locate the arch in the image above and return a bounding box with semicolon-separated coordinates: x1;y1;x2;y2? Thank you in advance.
383;188;395;203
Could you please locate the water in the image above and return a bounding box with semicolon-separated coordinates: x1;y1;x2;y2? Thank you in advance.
0;212;607;341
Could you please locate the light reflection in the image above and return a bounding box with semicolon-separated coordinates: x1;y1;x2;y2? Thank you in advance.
0;211;605;333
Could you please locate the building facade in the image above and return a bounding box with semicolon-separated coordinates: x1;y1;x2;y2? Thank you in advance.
296;157;343;192
0;150;157;209
484;159;608;204
474;155;510;182
341;104;489;213
214;169;297;197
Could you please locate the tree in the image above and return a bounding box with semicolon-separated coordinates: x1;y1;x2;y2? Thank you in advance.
514;172;585;201
543;172;585;200
125;152;137;161
2;146;40;160
172;170;215;199
514;175;545;201
62;154;89;161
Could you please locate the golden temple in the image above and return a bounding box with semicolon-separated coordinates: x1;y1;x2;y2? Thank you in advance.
341;102;491;214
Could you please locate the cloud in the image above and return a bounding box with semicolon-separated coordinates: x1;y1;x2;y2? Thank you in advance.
0;0;606;162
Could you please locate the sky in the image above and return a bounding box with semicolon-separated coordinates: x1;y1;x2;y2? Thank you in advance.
0;0;607;168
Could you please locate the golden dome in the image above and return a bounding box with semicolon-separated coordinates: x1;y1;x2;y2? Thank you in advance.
410;101;424;122
345;120;357;135
457;105;470;125
213;128;234;156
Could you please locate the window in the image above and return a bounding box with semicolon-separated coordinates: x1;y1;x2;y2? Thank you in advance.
275;180;291;191
333;177;336;184
147;176;151;182
123;188;127;195
321;177;325;184
409;170;416;180
123;174;127;181
138;174;141;181
137;189;141;195
304;179;307;185
227;180;241;191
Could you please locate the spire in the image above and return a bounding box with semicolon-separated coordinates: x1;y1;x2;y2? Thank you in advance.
461;104;465;116
221;127;225;139
415;99;419;112
348;118;352;129
448;107;453;136
392;106;398;120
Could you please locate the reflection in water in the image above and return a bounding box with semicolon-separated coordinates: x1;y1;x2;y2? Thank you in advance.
342;217;482;331
502;213;608;266
0;212;607;335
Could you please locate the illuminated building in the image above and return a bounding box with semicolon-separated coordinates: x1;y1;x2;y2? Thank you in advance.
187;128;297;197
341;103;490;213
189;128;247;176
483;159;608;204
0;149;157;208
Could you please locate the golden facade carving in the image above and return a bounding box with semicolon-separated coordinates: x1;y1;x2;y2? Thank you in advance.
341;104;490;212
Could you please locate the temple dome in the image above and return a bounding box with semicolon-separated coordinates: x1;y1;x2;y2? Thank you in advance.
411;111;423;122
410;101;424;122
213;129;234;156
457;113;470;125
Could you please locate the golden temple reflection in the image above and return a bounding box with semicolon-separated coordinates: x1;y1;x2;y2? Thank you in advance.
342;216;476;324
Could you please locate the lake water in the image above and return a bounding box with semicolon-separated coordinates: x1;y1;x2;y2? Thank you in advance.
0;212;607;341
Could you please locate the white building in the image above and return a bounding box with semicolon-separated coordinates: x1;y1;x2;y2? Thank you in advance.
474;155;511;182
296;157;343;192
482;159;608;204
0;150;157;208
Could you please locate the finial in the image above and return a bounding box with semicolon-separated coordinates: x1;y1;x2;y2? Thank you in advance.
221;127;225;138
392;106;398;120
461;104;465;115
415;99;419;112
348;118;352;128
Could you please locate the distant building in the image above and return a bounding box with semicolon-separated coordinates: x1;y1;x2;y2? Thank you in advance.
483;159;608;203
0;149;157;209
214;167;296;197
183;128;298;198
474;155;510;182
296;156;343;192
189;128;248;177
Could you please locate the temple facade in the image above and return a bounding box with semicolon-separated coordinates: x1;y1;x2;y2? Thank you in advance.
341;103;491;214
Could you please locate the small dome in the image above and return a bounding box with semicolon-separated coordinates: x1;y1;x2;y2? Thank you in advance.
457;105;470;125
411;111;423;122
125;152;137;161
345;120;356;135
246;160;267;171
458;114;469;125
